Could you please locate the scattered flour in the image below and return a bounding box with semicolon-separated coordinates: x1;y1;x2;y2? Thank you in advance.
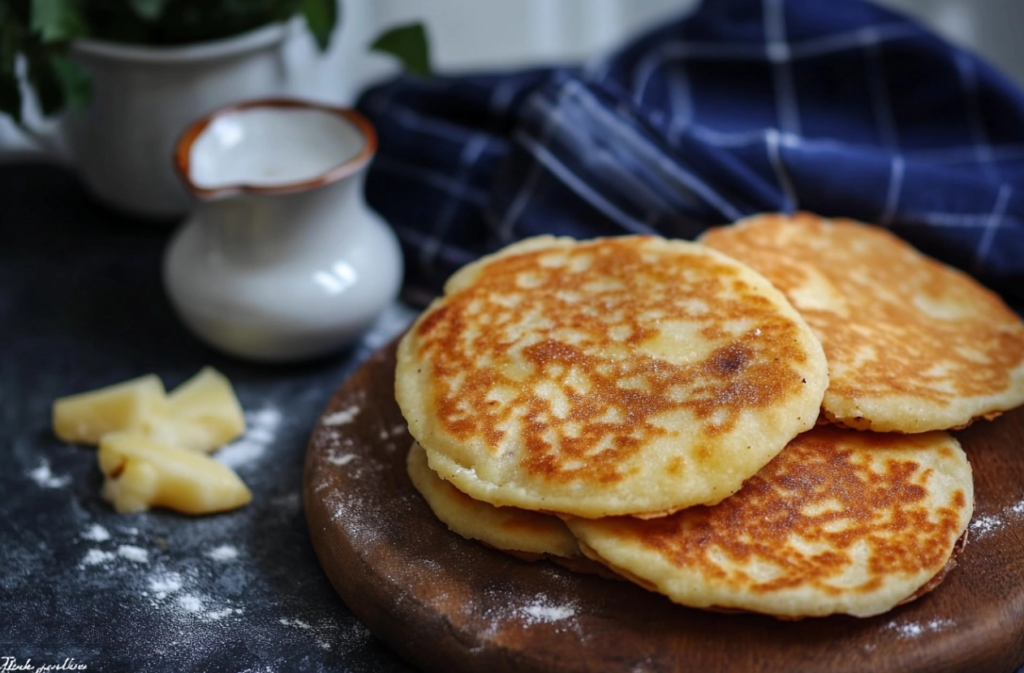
277;617;359;652
378;423;408;440
325;452;357;467
29;460;71;489
206;544;239;562
81;549;115;567
145;570;243;622
969;514;1005;538
218;406;282;468
885;618;955;638
178;594;203;613
149;572;183;599
81;524;111;542
323;406;361;427
280;618;313;630
1009;500;1024;516
519;595;577;625
204;607;238;621
118;545;150;564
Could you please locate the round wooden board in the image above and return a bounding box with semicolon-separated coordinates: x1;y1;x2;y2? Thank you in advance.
304;340;1024;673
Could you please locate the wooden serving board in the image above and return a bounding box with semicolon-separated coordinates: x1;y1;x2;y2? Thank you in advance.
304;341;1024;673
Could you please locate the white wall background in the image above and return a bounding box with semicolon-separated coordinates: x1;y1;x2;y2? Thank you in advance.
4;0;1024;155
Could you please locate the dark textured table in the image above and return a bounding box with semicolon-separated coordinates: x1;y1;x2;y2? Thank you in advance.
3;163;1023;673
1;163;419;672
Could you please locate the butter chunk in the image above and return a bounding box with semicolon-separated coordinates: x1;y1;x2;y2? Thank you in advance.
53;375;166;445
162;367;246;451
99;432;252;515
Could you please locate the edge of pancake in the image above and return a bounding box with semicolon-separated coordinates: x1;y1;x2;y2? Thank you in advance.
397;234;830;518
406;441;581;559
700;212;1024;433
565;428;975;619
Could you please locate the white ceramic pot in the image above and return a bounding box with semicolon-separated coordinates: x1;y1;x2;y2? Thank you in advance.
61;24;290;219
164;99;403;363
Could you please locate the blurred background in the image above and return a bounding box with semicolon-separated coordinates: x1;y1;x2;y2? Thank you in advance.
3;0;1023;155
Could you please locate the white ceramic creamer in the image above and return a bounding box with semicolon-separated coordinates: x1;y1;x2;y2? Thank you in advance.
164;99;403;362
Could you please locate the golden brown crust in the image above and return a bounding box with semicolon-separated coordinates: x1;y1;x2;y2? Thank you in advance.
398;235;828;517
701;212;1024;433
567;426;974;618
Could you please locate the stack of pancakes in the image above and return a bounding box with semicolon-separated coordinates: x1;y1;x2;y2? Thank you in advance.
395;213;1024;620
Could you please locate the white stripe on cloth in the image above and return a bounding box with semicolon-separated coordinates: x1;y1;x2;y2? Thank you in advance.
880;154;905;226
974;183;1013;273
629;23;918;92
513;129;657;235
564;79;744;220
862;28;899;151
956;53;999;183
373;103;499;147
765;0;802;137
419;135;492;273
523;94;690;215
766;128;799;211
393;224;480;267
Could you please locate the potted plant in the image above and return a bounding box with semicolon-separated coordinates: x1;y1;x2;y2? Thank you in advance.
0;0;428;218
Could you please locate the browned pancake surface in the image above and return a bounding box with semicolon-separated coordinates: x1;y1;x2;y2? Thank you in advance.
701;213;1024;432
397;235;828;517
567;426;974;618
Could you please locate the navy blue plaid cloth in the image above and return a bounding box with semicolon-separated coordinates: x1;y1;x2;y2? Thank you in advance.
357;0;1024;307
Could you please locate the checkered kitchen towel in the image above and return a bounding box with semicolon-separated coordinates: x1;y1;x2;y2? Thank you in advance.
357;0;1024;307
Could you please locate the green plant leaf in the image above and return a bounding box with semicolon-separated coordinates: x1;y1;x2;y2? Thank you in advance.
31;0;88;43
371;22;431;78
300;0;337;52
50;53;90;111
128;0;172;22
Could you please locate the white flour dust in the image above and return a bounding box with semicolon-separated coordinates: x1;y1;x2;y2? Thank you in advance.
218;406;282;468
149;572;184;599
519;595;577;625
206;544;239;562
81;524;111;542
278;616;366;652
80;543;150;568
81;549;115;567
117;545;150;563
28;460;71;489
378;423;407;441
178;594;203;613
969;514;1005;538
322;406;361;427
885;618;955;638
325;452;357;467
145;569;243;622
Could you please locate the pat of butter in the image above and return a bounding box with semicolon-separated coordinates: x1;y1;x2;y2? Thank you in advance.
52;367;246;453
99;432;252;515
136;367;247;453
53;375;166;445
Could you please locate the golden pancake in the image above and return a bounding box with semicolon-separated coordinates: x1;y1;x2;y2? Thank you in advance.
567;426;974;619
701;213;1024;432
396;235;828;518
406;441;579;559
